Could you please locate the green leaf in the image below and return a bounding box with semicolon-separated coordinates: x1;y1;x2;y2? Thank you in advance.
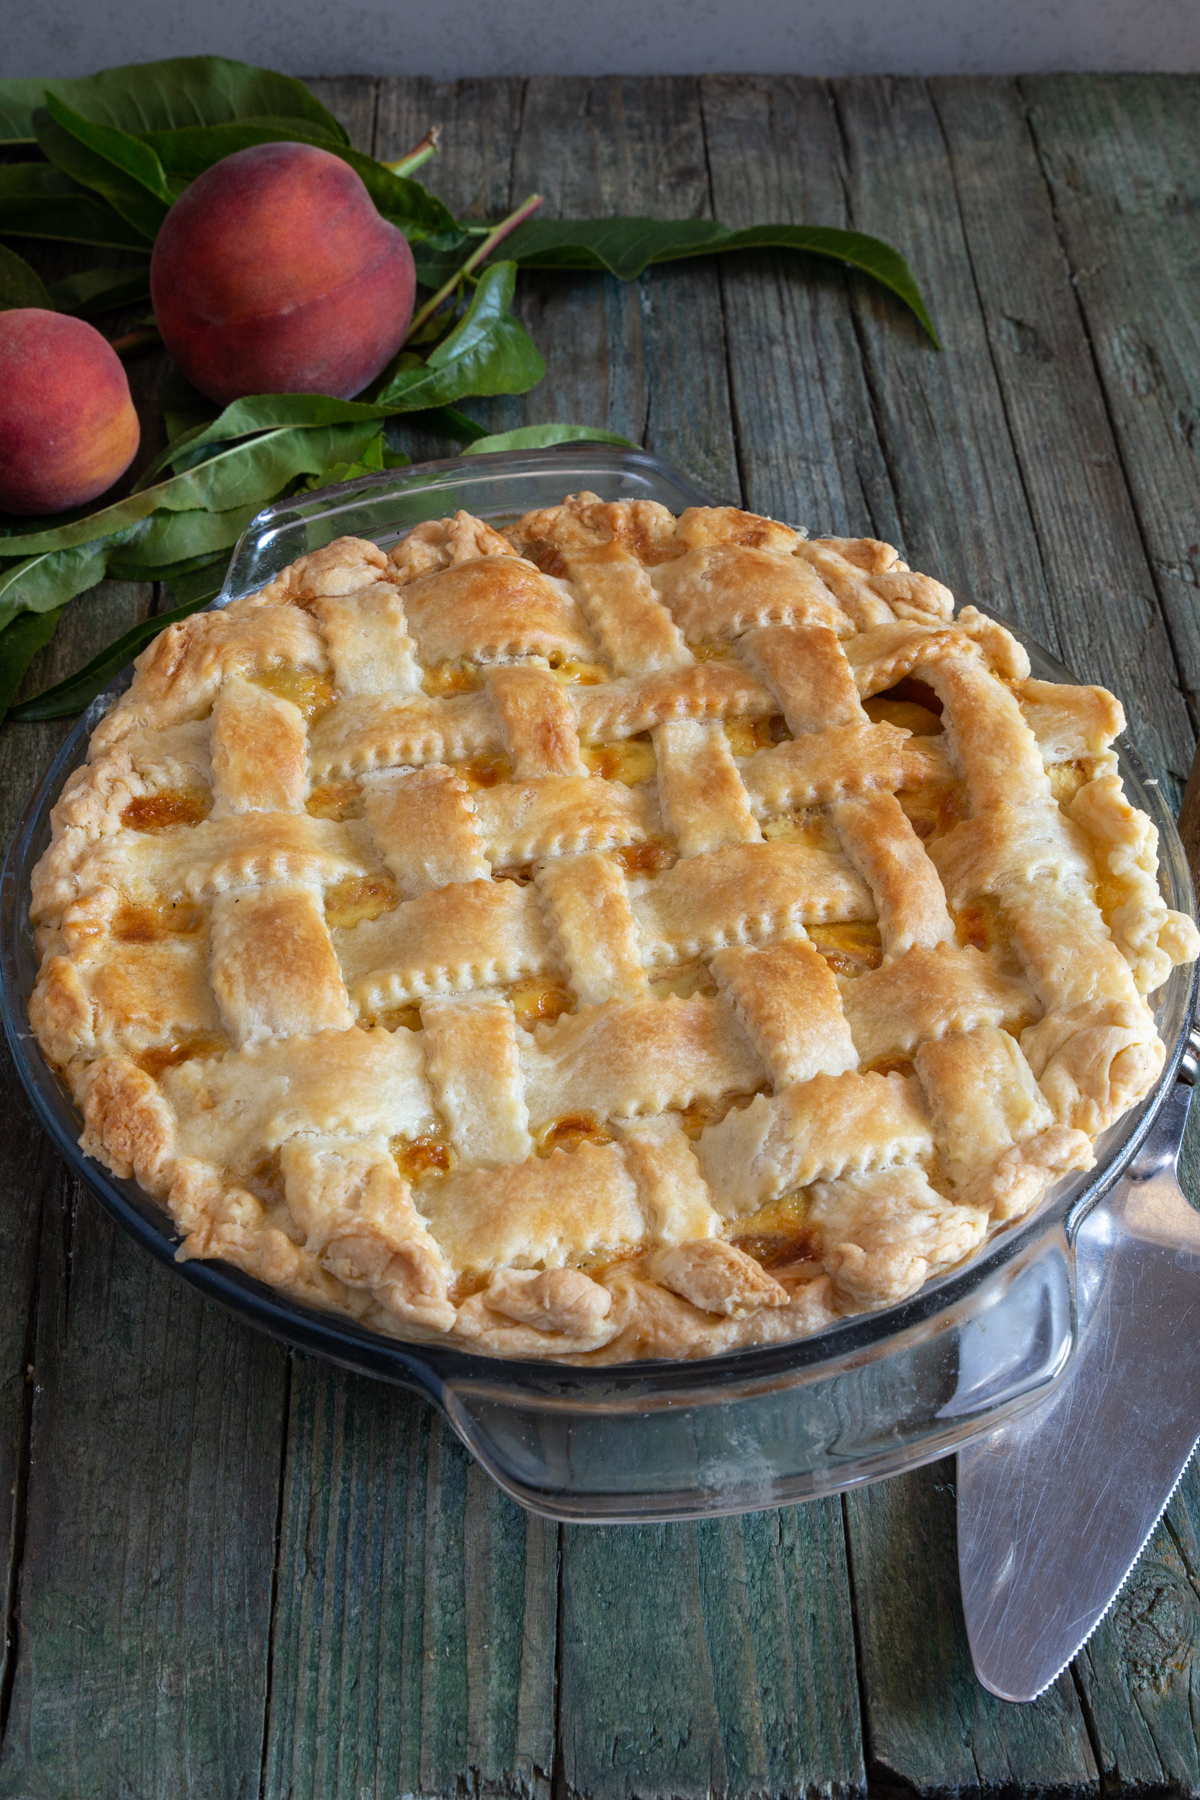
45;91;173;201
373;262;545;410
0;243;51;310
141;120;460;238
0;163;151;250
0;538;114;631
412;405;491;443
302;432;410;489
132;391;403;492
47;263;151;316
0;58;348;146
34;103;169;242
463;422;640;455
500;217;939;344
0;603;66;721
5;421;385;560
9;590;216;721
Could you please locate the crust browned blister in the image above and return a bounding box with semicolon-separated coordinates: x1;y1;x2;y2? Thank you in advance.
27;497;1200;1362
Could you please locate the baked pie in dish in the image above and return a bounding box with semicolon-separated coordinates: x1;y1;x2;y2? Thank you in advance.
26;495;1200;1363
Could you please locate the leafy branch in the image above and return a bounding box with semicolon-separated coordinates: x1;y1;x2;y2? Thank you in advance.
0;53;939;720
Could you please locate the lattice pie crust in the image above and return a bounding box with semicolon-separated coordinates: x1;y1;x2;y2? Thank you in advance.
27;496;1200;1362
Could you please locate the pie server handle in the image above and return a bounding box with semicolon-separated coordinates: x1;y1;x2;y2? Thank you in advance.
955;1069;1200;1701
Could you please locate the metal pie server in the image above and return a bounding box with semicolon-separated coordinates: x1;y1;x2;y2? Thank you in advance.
956;762;1200;1702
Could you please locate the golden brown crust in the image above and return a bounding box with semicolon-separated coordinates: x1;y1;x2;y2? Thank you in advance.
27;504;1196;1363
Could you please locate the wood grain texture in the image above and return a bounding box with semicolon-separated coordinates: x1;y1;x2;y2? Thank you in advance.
700;75;903;540
1074;1452;1200;1793
844;1464;1099;1794
1021;76;1200;767
511;77;741;499
559;1507;865;1800
375;75;527;455
0;1164;286;1800
930;75;1194;791
261;1367;556;1800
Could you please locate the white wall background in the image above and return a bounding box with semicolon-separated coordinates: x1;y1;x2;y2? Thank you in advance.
6;0;1200;79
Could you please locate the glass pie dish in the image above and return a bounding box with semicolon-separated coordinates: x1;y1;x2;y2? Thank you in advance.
3;447;1196;1521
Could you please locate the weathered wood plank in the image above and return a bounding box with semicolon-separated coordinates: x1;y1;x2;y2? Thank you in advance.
0;578;152;1750
560;1506;865;1800
511;77;741;499
1021;75;1200;762
260;1366;556;1800
845;1464;1099;1794
304;75;379;155
1074;1451;1200;1793
373;76;527;457
0;1143;286;1800
929;75;1193;789
699;75;902;540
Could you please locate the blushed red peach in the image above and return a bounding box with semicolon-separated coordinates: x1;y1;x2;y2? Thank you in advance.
0;309;140;516
150;142;417;403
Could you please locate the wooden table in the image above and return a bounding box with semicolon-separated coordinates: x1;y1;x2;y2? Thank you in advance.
2;71;1200;1798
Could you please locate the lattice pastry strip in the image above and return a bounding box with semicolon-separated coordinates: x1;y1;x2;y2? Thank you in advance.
28;494;1200;1366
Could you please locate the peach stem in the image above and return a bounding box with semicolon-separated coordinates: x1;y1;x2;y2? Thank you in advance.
384;125;442;178
404;191;545;343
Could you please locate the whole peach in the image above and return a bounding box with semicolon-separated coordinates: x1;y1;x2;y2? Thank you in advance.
151;142;417;403
0;309;140;517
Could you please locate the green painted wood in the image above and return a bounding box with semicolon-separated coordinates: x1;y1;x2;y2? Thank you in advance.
844;1465;1099;1793
261;1364;557;1800
559;1506;865;1800
1021;76;1200;765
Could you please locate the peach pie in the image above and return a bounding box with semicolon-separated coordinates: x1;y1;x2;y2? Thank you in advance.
27;496;1200;1361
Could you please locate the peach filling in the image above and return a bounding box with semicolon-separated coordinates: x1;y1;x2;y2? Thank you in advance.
306;780;363;821
392;1134;453;1181
508;979;573;1028
953;896;1010;956
537;1114;614;1156
323;875;398;929
357;1003;423;1033
112;899;205;942
581;738;656;784
724;715;786;757
807;922;883;977
457;754;512;790
1048;759;1090;805
763;810;841;852
731;1189;815;1268
120;789;211;832
423;662;484;697
611;839;675;875
677;1088;766;1139
135;1036;226;1079
549;655;608;685
864;694;944;737
252;668;336;721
